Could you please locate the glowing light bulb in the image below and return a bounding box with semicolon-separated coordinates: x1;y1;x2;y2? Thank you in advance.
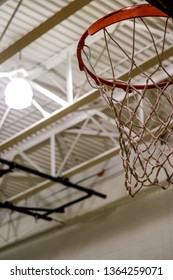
4;78;33;109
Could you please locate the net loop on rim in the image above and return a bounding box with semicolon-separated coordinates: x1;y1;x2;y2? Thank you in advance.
77;4;173;196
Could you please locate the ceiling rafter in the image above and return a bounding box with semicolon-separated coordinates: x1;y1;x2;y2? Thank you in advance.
0;0;93;64
0;0;9;7
3;42;166;154
2;108;104;163
65;129;116;138
0;89;100;153
7;145;120;204
2;39;171;154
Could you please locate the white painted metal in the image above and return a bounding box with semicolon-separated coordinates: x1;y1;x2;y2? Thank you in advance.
66;53;73;104
50;135;56;177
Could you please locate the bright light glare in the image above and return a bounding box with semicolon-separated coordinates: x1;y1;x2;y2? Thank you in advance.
4;78;33;109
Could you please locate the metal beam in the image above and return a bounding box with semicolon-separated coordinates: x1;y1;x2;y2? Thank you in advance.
8;146;120;204
28;25;116;80
3;107;104;162
7;116;168;204
50;135;56;177
65;129;116;138
66;53;73;104
30;81;69;107
63;146;120;177
3;43;171;153
0;89;100;153
57;118;90;176
0;107;10;130
0;0;93;64
0;0;9;7
0;158;106;198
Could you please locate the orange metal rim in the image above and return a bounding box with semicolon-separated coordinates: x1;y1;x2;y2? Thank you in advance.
77;4;171;91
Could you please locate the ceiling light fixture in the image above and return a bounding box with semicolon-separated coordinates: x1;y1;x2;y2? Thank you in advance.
4;77;33;109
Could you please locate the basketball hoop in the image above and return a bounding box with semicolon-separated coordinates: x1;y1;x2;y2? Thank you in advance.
77;4;173;196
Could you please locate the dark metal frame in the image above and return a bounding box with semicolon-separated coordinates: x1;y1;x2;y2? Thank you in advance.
0;158;106;222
